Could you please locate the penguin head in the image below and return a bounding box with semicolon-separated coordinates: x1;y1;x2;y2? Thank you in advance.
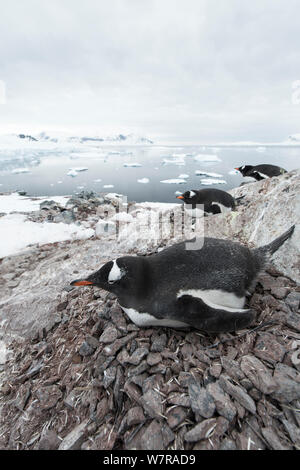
176;190;198;204
70;256;145;297
235;165;253;176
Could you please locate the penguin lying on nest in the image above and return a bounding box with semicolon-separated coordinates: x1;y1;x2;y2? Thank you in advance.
235;164;287;181
71;225;295;333
176;188;241;216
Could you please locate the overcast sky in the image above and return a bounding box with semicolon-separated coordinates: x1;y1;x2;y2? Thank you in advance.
0;0;299;142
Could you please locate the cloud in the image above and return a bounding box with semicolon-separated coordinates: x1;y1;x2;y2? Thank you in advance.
0;0;299;141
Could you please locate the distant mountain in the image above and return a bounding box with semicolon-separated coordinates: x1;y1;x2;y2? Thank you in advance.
288;133;300;142
34;131;154;145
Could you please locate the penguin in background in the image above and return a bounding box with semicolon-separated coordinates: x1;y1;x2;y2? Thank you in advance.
176;188;241;217
71;225;295;333
235;164;287;182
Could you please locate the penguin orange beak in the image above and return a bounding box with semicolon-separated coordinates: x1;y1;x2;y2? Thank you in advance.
234;168;239;171
176;196;184;200
70;279;94;286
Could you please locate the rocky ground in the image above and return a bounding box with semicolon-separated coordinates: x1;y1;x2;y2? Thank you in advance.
0;173;299;451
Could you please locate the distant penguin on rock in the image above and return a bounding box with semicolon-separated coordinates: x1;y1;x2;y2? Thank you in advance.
235;164;287;181
71;225;295;333
176;188;236;216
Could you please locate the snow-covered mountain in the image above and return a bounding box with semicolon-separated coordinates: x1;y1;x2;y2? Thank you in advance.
33;131;154;145
0;132;154;149
288;133;300;142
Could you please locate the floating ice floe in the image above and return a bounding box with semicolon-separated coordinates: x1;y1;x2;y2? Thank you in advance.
72;167;88;172
57;181;63;184
160;179;187;184
103;185;114;189
194;154;222;163
178;174;189;179
195;171;223;178
11;168;30;174
94;179;102;183
200;178;227;185
67;167;88;177
123;163;142;167
67;169;78;177
256;146;266;153
162;155;186;166
137;178;150;184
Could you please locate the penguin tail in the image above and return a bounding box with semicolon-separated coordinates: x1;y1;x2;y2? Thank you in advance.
257;225;295;256
176;295;255;333
235;195;246;205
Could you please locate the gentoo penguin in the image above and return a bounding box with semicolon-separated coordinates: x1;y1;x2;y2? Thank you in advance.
235;164;287;181
176;188;236;216
71;225;295;333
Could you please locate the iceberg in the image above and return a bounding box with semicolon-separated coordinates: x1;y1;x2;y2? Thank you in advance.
160;179;187;184
194;154;222;163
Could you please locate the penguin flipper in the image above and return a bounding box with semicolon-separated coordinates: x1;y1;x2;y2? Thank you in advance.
176;295;255;333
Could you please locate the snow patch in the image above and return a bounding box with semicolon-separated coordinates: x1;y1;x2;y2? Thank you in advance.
0;213;94;258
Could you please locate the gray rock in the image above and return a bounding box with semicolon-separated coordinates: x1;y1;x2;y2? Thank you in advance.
285;310;300;332
286;291;300;312
219;376;256;415
151;333;167;352
103;332;138;356
281;418;300;447
127;347;149;366
188;380;216;419
254;333;286;364
240;355;277;394
126;419;174;450
38;429;60;450
103;366;117;389
58;419;90;450
36;385;62;410
126;406;145;427
185;418;218;442
221;357;245;382
140;389;164;419
79;341;94;357
207;381;237;422
147;352;162;366
99;326;118;344
166;406;188;429
64;390;78;409
272;363;300;403
261;427;292;450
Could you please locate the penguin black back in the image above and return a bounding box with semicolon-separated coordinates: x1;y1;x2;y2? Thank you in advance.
176;188;236;215
235;164;287;181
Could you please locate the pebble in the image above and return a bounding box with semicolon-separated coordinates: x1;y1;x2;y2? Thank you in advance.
188;380;216;419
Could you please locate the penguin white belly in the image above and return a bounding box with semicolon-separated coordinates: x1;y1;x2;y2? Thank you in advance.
184;207;205;218
211;202;232;213
256;172;269;179
121;306;189;328
177;289;246;312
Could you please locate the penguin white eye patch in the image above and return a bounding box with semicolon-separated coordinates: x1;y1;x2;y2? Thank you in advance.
108;260;126;284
